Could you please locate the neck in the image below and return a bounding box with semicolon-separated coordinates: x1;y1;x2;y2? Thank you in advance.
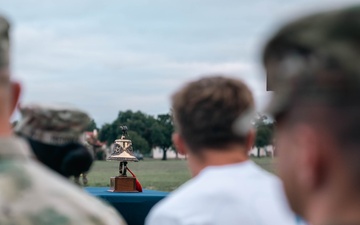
306;187;360;225
0;117;12;137
187;145;249;177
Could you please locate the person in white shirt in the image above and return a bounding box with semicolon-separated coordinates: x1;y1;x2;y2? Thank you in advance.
146;76;298;225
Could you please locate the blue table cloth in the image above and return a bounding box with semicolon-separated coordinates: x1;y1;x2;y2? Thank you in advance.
85;187;168;225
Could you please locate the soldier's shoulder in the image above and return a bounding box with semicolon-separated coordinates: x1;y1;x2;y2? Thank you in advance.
0;160;126;225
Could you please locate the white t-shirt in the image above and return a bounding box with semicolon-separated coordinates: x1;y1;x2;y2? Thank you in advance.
146;160;298;225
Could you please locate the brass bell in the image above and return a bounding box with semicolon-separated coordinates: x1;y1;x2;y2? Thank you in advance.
108;126;140;192
108;137;138;162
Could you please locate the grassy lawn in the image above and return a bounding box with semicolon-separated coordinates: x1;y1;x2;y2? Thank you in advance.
86;157;276;192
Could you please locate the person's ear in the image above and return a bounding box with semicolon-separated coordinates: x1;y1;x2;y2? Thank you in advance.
10;81;21;115
295;124;327;192
172;133;187;156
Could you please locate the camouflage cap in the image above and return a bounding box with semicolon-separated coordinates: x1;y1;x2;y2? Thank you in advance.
263;5;360;119
15;103;91;145
0;16;10;70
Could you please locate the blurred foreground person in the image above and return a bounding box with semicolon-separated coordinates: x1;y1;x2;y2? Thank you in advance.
263;5;360;225
74;173;89;186
0;16;126;225
15;103;93;181
146;76;297;225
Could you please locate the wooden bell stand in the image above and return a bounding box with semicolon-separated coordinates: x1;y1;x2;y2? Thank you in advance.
109;161;138;192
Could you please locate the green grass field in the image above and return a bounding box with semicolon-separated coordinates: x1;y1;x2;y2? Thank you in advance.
86;157;276;192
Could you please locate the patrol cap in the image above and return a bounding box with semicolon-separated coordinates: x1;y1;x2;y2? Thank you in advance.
263;5;360;119
15;103;91;145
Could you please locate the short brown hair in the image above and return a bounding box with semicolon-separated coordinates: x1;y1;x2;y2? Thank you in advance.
171;76;254;153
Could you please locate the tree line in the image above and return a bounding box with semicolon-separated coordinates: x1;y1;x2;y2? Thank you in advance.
88;110;275;160
90;110;173;160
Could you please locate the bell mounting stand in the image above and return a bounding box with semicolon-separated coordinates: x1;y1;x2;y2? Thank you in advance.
108;126;140;192
109;161;137;192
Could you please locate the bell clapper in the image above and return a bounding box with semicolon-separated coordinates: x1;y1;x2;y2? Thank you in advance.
119;161;128;177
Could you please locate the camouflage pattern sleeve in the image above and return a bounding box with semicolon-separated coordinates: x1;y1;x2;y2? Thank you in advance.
0;138;127;225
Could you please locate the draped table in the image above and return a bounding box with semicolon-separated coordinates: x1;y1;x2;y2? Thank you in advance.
85;187;168;225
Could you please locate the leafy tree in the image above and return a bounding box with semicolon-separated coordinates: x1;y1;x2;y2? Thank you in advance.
115;110;156;148
99;110;156;154
98;123;118;145
86;119;98;132
127;131;150;154
254;114;274;157
152;113;174;160
98;110;174;157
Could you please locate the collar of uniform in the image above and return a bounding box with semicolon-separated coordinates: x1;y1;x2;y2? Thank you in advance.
0;137;34;160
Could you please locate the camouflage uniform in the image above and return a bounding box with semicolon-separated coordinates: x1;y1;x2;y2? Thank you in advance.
0;138;126;225
262;5;360;116
15;103;95;185
0;16;126;225
15;103;92;146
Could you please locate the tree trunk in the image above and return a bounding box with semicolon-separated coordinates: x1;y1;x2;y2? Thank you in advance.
257;147;261;158
175;150;178;159
162;148;167;160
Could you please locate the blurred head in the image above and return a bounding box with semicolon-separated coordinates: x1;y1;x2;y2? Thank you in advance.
26;139;93;177
171;75;255;161
0;16;21;136
15;103;93;177
263;5;360;217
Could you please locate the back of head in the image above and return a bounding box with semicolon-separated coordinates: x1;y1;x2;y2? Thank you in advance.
15;103;93;177
28;139;93;177
171;75;254;154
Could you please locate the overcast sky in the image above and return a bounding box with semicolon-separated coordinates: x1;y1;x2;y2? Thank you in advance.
1;0;359;126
